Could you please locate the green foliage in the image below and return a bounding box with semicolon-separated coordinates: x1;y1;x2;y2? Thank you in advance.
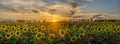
0;22;120;44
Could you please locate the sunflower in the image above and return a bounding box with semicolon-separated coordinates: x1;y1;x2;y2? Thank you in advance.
88;37;93;42
72;25;77;30
0;35;3;40
33;28;38;33
112;28;117;32
5;33;12;39
97;27;103;32
48;33;55;41
36;32;45;40
106;31;111;35
1;25;6;29
70;36;77;42
80;29;86;35
59;30;66;38
22;28;28;33
9;31;14;35
30;29;34;33
91;30;96;34
15;30;22;36
17;37;23;42
3;28;9;33
41;32;45;38
77;34;84;39
117;28;120;33
113;28;116;31
65;29;71;34
40;25;45;30
117;28;120;31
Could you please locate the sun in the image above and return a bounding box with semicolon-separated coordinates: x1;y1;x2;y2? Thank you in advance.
52;18;57;22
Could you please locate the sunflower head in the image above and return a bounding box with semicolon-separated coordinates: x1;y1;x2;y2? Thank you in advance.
1;25;6;29
77;34;84;39
10;31;14;35
91;30;96;34
5;33;12;39
15;30;22;37
41;33;45;38
3;29;9;33
98;27;103;32
70;36;77;42
36;32;45;40
65;29;71;34
106;31;111;35
117;28;120;31
34;28;38;33
113;28;116;31
59;30;66;38
30;29;34;33
22;28;28;33
80;29;86;35
48;33;55;41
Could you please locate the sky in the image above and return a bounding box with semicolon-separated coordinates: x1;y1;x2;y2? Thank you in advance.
0;0;120;21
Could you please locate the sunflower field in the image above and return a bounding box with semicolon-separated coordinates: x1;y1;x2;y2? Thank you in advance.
0;22;120;44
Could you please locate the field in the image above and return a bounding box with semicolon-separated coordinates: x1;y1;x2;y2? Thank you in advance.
0;22;120;44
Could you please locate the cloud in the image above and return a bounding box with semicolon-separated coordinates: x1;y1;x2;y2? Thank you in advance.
40;2;81;17
0;0;94;20
0;0;46;12
85;0;94;2
0;0;84;16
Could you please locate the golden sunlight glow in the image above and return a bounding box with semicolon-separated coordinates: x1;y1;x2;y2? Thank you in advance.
52;18;57;22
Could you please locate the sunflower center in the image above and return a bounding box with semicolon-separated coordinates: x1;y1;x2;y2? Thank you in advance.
7;34;10;37
17;32;20;35
61;31;64;35
37;34;41;37
50;35;55;39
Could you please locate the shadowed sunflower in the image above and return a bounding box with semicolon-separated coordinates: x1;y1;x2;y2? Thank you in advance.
70;36;77;42
59;30;66;38
80;29;86;35
91;30;96;34
5;33;12;39
113;28;116;31
17;37;23;42
65;29;71;34
97;27;103;32
0;35;3;40
88;37;93;42
106;31;111;35
48;33;55;41
112;28;117;32
77;34;84;39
